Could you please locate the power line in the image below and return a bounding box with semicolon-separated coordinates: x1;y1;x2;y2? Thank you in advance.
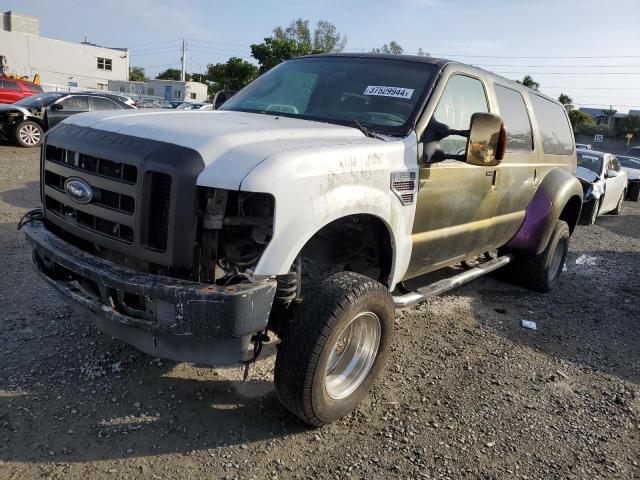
126;38;182;48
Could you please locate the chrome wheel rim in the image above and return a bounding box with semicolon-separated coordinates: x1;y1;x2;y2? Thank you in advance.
19;124;41;146
325;311;381;400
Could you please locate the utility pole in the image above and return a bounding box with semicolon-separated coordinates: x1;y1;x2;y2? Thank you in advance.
180;39;186;82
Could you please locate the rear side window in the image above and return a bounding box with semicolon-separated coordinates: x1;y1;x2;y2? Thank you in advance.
1;80;20;90
92;97;119;111
27;84;43;93
530;94;573;155
494;85;533;151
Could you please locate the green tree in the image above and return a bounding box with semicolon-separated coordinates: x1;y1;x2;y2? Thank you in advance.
273;18;347;53
614;114;640;136
156;68;191;81
517;75;539;90
417;48;430;57
129;66;146;81
206;57;259;92
558;93;574;110
371;41;403;55
568;109;594;130
251;37;321;73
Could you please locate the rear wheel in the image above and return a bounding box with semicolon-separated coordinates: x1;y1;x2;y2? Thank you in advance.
274;271;394;426
502;220;570;293
14;121;43;148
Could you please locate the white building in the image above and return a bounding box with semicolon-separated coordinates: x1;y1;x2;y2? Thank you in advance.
1;11;128;90
108;79;209;103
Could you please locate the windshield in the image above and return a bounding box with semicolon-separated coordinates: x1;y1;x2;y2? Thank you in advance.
577;153;603;175
618;155;640;169
14;93;62;109
221;56;439;135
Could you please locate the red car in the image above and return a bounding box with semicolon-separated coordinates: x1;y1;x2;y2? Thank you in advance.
0;77;43;104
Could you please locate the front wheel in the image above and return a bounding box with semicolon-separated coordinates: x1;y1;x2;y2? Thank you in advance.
14;120;44;148
274;271;394;426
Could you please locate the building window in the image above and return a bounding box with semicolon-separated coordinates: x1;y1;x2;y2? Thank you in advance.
97;82;108;91
147;88;155;96
190;92;196;100
119;86;125;92
173;90;180;99
97;57;112;71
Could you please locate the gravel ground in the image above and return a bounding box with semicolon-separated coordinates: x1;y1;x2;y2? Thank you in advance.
0;145;638;479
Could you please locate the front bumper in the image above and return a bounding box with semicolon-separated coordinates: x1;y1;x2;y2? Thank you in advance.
24;220;277;366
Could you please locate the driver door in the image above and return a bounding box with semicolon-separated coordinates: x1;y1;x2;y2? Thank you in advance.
405;74;500;279
47;95;90;128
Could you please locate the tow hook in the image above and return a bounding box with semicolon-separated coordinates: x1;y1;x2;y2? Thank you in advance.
242;330;270;381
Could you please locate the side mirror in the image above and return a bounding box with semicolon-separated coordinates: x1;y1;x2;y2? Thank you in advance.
606;169;619;178
465;112;507;167
50;103;63;111
423;112;506;166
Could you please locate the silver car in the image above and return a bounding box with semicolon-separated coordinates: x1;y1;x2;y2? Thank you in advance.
617;155;640;201
576;149;629;224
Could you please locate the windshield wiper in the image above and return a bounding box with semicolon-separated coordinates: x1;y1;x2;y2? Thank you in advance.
350;118;385;140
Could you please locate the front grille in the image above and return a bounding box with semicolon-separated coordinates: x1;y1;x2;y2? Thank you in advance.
46;145;138;183
43;146;172;253
146;172;172;251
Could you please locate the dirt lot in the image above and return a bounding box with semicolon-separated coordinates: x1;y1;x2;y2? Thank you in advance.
0;144;638;480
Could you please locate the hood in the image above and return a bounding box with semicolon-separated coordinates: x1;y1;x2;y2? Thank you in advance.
63;110;383;189
0;103;31;116
575;166;599;184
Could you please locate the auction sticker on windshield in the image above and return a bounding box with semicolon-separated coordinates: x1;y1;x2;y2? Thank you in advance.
363;86;414;99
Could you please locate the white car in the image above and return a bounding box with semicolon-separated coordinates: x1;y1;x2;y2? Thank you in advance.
576;149;628;224
617;155;640;201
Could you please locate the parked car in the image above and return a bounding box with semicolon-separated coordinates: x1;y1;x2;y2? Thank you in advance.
576;149;628;224
101;93;137;108
576;143;591;150
162;101;186;109
177;102;213;111
212;90;236;109
0;77;43;104
22;53;584;426
617;155;640;201
0;92;134;147
626;146;640;157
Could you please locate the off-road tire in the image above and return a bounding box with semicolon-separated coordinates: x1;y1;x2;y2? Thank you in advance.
14;120;43;148
503;220;570;293
611;191;625;215
274;271;394;427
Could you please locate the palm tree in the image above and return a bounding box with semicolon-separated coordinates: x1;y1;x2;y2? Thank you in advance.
558;93;574;111
517;75;539;90
601;107;618;128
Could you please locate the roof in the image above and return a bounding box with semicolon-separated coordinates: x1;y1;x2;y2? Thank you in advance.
576;148;608;158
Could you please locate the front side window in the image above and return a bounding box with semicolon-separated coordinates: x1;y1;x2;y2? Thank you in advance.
494;85;533;152
222;56;439;136
27;84;43;92
431;74;489;156
530;94;573;155
97;57;112;71
58;96;89;111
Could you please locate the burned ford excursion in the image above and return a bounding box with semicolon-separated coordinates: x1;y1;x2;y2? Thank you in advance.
22;54;583;426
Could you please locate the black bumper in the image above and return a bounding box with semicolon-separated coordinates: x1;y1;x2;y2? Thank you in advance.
24;220;277;366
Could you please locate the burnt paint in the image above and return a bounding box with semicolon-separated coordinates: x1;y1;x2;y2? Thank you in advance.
505;188;553;251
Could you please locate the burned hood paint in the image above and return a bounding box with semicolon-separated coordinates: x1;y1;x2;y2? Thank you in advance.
62;109;385;190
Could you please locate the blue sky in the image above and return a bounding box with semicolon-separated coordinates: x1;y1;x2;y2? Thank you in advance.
4;0;640;111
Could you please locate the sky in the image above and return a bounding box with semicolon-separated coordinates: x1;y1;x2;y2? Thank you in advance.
3;0;640;112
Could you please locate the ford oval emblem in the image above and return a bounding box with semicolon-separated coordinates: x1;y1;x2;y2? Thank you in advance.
64;178;93;204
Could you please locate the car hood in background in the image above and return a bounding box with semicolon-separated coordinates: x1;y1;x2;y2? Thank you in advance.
623;167;640;181
575;166;600;184
0;104;33;116
62;109;386;189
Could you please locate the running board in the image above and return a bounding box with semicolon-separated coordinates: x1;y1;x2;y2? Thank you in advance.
393;255;512;308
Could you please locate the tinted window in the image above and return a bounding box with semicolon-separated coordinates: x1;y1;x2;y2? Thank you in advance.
222;57;439;135
494;85;533;151
92;97;118;111
58;96;89;111
2;80;20;90
27;84;43;93
432;75;489;156
618;156;640;168
530;94;573;155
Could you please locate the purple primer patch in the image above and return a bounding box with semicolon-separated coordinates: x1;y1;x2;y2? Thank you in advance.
506;189;553;251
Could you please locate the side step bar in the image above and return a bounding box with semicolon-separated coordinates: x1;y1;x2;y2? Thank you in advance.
393;255;512;308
